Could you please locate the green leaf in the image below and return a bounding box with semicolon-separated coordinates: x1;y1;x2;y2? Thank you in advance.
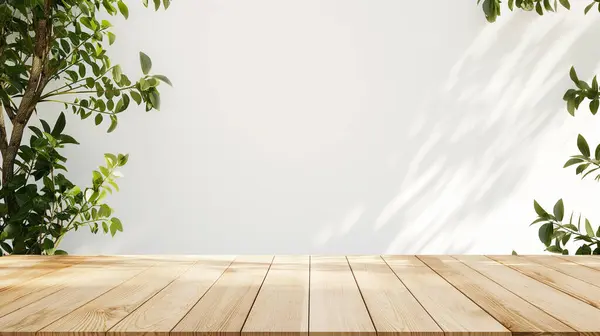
153;0;161;10
86;77;95;89
163;0;171;9
108;32;116;45
585;2;594;14
511;250;518;255
535;1;544;14
585;219;595;237
99;204;112;217
569;66;579;83
564;223;578;231
564;158;584;168
102;222;109;233
117;153;129;166
105;153;118;167
508;0;514;10
543;0;554;12
553;199;564;221
575;163;590;175
577;134;590;157
95;114;103;125
149;90;160;110
52;112;66;136
139;52;152;75
534;200;548;217
112;65;122;83
110;217;123;236
78;64;86;78
539;223;554;247
559;0;570;9
107;115;118;133
54;249;68;255
595;144;600;161
546;245;562;253
153;74;172;86
117;0;129;19
576;245;592;255
567;98;576;116
591;100;599;115
130;91;142;105
67;186;81;196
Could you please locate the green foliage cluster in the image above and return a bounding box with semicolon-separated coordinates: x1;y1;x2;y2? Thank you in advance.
0;0;172;255
477;0;600;254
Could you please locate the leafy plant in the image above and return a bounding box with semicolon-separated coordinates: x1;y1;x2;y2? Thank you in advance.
477;0;600;255
0;0;173;255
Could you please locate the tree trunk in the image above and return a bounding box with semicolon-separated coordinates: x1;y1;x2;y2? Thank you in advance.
2;0;53;211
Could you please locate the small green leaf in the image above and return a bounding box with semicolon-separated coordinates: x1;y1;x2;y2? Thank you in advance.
511;250;518;255
52;112;67;136
117;0;129;19
576;245;592;255
54;250;68;255
577;134;590;157
108;32;116;45
564;158;584;168
95;114;103;125
585;219;595;237
539;223;554;246
567;98;575;116
546;245;562;253
130;91;142;105
110;217;123;236
163;0;171;9
585;2;594;14
153;74;172;86
575;163;590;175
153;0;161;10
117;153;129;166
553;199;564;221
591;100;599;115
559;0;570;9
569;66;579;83
139;52;152;75
112;65;122;83
107;115;118;133
149;90;160;110
536;2;544;14
534;200;548;217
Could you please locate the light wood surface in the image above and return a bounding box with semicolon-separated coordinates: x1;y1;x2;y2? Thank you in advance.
171;255;273;336
419;255;575;336
383;255;509;336
347;256;442;336
309;256;375;336
242;256;310;336
1;255;600;336
456;255;600;335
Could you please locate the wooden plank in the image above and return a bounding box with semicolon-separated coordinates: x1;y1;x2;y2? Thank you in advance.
0;256;157;336
109;256;234;336
0;256;83;291
39;257;196;336
524;255;600;288
560;256;600;271
383;255;509;336
456;255;600;335
171;255;273;336
242;255;309;336
0;257;129;318
419;255;574;336
309;256;375;336
347;256;442;336
490;255;600;309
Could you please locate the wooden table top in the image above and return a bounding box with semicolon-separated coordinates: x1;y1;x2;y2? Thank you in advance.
1;255;600;336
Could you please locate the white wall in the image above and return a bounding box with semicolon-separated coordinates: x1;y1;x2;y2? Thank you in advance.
57;1;600;255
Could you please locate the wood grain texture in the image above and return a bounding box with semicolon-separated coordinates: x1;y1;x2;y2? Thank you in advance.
490;255;600;309
0;256;84;292
347;256;442;336
39;257;196;336
419;255;574;336
309;256;375;336
525;255;600;288
109;256;234;336
383;255;509;336
171;255;273;336
456;255;600;335
242;256;310;336
0;257;156;336
560;255;600;271
2;255;600;336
